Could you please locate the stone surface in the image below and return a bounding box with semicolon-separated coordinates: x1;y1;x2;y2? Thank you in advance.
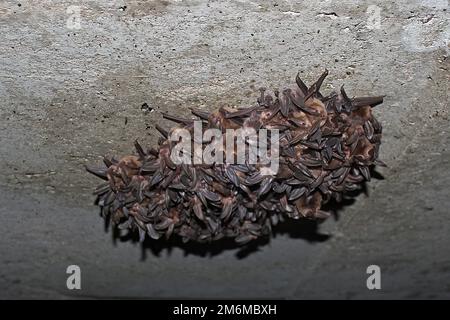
0;0;448;299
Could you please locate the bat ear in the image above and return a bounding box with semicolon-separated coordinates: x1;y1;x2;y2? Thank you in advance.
155;124;169;138
190;108;210;120
85;165;108;180
351;96;385;108
311;69;328;96
134;140;146;158
296;72;308;95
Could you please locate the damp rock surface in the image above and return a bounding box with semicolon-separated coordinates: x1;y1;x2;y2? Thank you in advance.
0;0;449;299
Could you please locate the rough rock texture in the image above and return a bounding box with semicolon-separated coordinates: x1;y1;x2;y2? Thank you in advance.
0;0;448;298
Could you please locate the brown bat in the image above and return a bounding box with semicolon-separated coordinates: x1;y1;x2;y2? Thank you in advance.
86;70;385;244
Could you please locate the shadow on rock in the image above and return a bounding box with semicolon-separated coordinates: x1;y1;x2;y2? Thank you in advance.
104;167;385;260
110;218;330;260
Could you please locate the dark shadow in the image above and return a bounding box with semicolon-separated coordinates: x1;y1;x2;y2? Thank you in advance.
370;167;385;180
103;165;385;260
108;218;329;260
